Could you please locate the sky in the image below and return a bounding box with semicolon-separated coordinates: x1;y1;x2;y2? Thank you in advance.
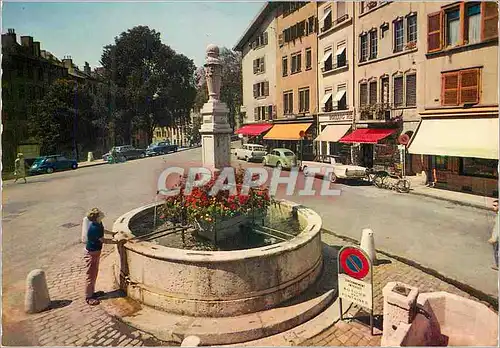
2;0;264;69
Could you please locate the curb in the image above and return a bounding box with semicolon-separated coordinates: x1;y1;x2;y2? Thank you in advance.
322;228;499;311
409;189;493;212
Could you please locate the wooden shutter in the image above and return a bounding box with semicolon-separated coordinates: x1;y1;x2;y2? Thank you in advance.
441;72;459;105
264;32;269;45
359;83;368;106
260;58;265;73
264;106;269;120
482;2;498;40
459;69;480;104
369;81;377;105
253;59;258;74
253;83;258;98
278;34;284;46
405;74;417;107
264;81;270;96
427;12;442;52
254;107;259;121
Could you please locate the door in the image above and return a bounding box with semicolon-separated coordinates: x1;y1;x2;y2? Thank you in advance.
361;144;374;168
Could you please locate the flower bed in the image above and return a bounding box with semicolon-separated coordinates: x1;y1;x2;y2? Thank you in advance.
160;167;271;243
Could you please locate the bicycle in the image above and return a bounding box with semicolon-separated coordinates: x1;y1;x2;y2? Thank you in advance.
371;171;411;193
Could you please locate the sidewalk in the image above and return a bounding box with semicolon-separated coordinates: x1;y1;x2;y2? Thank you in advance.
18;233;493;347
406;174;495;211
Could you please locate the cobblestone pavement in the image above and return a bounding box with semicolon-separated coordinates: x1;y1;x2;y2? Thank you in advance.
28;245;171;347
299;232;488;347
18;233;492;347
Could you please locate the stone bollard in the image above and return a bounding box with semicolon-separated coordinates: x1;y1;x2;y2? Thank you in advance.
25;269;51;314
381;282;419;346
181;336;201;347
360;228;377;264
87;152;94;162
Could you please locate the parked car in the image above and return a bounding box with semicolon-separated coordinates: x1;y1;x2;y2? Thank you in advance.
300;154;367;183
29;155;78;175
102;145;146;161
262;148;298;169
146;142;178;156
234;143;267;162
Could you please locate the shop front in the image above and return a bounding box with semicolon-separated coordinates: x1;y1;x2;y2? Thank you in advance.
407;112;498;197
316;110;354;163
234;123;273;145
262;120;316;160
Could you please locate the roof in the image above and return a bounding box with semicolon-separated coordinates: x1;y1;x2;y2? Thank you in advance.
233;2;276;51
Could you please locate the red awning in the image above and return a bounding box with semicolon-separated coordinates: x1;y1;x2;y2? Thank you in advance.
235;123;273;136
339;128;396;144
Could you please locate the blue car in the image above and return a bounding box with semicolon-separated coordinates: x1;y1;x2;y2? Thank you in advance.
146;142;178;156
29;155;78;175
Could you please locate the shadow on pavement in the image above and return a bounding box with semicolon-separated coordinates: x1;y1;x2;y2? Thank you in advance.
98;289;126;300
48;299;72;310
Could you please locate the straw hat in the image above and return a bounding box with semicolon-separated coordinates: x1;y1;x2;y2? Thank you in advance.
87;207;105;222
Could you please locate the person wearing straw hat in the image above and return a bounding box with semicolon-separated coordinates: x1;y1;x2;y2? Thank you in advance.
84;207;124;305
14;153;27;183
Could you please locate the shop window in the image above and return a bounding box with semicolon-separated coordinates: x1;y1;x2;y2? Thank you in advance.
461;158;498;178
436;156;448;170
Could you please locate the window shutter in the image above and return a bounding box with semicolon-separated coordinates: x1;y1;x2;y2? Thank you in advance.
253;59;258;74
264;81;270;96
254;107;259;121
441;72;459;105
459;69;480;104
482;2;499;40
279;34;284;46
264;32;269;45
369;81;377;105
297;54;302;71
393;76;404;107
427;12;442;52
252;40;257;49
264;106;269;120
405;74;417;107
261;58;265;73
359;83;368;106
253;83;258;98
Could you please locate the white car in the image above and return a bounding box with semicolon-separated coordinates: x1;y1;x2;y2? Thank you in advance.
234;144;267;162
300;154;367;183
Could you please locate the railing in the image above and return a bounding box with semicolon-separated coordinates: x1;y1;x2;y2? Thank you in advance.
359;103;393;121
321;14;349;33
322;60;349;73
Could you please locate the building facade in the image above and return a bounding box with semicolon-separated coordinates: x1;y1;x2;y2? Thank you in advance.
234;3;279;125
316;1;355;162
407;1;499;197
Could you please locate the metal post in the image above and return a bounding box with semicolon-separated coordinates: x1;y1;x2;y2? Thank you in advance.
339;298;343;321
370;309;374;336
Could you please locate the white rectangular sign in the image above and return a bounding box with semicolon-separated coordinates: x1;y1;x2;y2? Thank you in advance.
338;273;373;309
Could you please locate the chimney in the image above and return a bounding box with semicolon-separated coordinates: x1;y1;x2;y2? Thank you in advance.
84;61;91;75
2;28;17;47
62;56;73;71
33;41;41;57
20;35;34;54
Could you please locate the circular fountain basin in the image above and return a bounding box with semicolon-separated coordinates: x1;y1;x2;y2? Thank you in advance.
111;199;323;317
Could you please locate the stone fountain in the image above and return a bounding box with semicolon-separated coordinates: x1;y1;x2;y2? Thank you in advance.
98;45;334;346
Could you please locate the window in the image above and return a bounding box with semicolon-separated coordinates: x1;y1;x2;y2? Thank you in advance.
305;48;312;69
268;105;274;120
427;3;498;53
359;83;368;106
324;88;333;112
393;76;404;107
253;106;269;121
337;1;346;18
291;52;302;74
381;77;390;105
323;48;333;71
322;6;332;32
461;158;498;178
441;68;480;106
308;16;315;34
283;91;294;114
369;30;378;59
336;84;347;110
394;19;404;52
336;43;347;68
253;57;265;74
369;81;377;105
282;56;288;77
407;14;417;45
405;74;416;107
466;3;481;44
446;9;460;46
299;88;310;113
253;81;269;99
435;156;448;170
360;34;368;62
252;32;269;49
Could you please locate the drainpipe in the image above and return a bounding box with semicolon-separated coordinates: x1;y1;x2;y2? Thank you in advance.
351;2;357;165
316;3;320;158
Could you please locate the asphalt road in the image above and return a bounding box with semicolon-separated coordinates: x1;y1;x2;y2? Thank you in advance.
2;145;497;324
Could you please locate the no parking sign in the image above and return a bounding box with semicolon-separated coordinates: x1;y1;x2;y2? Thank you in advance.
337;246;373;310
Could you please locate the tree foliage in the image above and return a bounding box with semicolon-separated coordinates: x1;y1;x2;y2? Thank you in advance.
100;26;197;145
194;47;242;129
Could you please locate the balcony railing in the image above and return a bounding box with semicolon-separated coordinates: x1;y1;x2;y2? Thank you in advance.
359;103;393;121
322;60;349;73
321;14;349;33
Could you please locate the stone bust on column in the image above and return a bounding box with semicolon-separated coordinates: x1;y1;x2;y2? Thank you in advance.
199;44;232;170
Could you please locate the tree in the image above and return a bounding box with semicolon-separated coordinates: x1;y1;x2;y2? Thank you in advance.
193;47;242;130
28;79;101;159
186;115;202;146
100;26;197;145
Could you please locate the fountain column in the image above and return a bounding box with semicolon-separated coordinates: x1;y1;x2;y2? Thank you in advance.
199;44;232;170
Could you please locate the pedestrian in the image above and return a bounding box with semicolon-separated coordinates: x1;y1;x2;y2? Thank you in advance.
488;199;499;271
14;153;27;183
84;207;123;305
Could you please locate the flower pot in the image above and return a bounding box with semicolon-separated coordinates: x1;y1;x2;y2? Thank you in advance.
195;214;252;243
